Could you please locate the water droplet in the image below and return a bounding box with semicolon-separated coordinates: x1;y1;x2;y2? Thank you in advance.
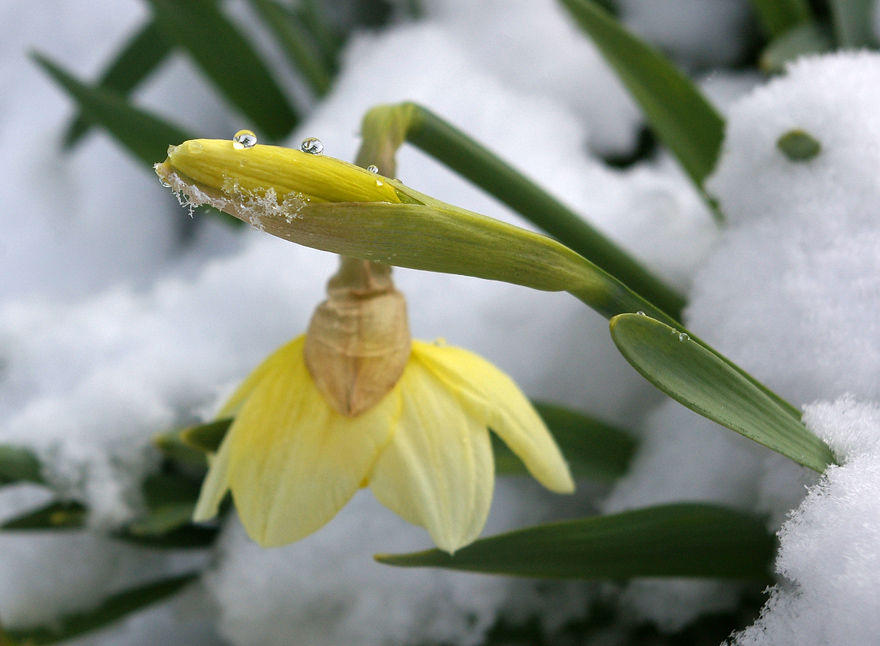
678;333;690;342
367;164;379;173
375;180;384;187
232;129;257;149
301;137;323;154
637;311;646;316
187;141;204;155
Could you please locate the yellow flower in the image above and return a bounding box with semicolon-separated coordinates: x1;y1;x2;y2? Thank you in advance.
194;335;574;554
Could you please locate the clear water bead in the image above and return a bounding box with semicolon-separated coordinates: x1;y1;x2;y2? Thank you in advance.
232;129;257;149
678;333;690;342
301;137;323;154
636;311;646;316
367;164;379;173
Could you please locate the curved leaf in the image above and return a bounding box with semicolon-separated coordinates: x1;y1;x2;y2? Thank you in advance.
146;0;299;139
558;0;724;203
609;313;834;472
378;503;775;580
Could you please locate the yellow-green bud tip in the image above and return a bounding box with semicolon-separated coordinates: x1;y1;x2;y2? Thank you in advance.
157;138;404;207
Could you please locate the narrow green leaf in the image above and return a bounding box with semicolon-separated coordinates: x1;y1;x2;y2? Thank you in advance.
295;0;345;70
759;22;833;73
249;0;334;96
494;403;636;482
0;446;43;486
1;501;86;531
558;0;725;201
145;0;299;139
749;0;813;37
5;573;198;645
126;473;201;536
152;431;208;468
378;503;775;580
115;524;219;549
829;0;877;48
777;129;822;161
64;21;172;148
609;313;835;472
32;52;193;166
396;104;687;320
180;418;233;454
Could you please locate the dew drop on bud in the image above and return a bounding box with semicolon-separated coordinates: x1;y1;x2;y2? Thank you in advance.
232;129;257;149
301;137;324;154
636;311;646;316
678;333;690;342
367;164;379;173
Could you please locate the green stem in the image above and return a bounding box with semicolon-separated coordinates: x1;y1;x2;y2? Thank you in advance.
749;0;814;38
361;102;687;322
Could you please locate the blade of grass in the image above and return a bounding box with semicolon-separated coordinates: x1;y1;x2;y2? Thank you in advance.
361;102;687;321
609;313;834;472
558;0;725;208
749;0;814;37
64;21;172;148
829;0;877;48
378;503;775;581
1;501;86;531
494;403;636;482
145;0;299;140
32;52;193;166
249;0;334;96
5;573;198;645
0;446;43;486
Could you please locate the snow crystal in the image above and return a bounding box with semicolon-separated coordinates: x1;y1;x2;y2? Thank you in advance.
730;398;880;646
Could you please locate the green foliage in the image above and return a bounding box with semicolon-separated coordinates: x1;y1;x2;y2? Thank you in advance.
63;21;172;147
145;0;299;140
760;22;833;72
558;0;725;210
0;445;43;486
609;313;835;472
377;503;776;581
750;0;814;37
5;574;199;645
1;501;86;531
32;53;193;167
495;403;636;483
829;0;878;48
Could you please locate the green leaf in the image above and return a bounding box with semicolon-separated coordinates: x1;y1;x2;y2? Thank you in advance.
152;430;208;468
609;313;835;472
494;403;636;482
145;0;299;140
749;0;814;37
180;418;233;453
558;0;725;203
125;473;201;536
829;0;877;48
64;21;172;148
377;503;775;580
32;52;193;166
1;501;86;531
5;573;198;645
759;22;833;73
248;0;334;96
777;129;822;161
0;445;43;486
115;524;219;549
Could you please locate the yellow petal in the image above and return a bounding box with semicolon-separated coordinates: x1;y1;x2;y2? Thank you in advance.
413;341;575;494
368;355;494;553
226;336;400;547
192;425;233;522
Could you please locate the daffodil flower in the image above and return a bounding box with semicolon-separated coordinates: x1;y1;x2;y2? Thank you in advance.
194;257;573;554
